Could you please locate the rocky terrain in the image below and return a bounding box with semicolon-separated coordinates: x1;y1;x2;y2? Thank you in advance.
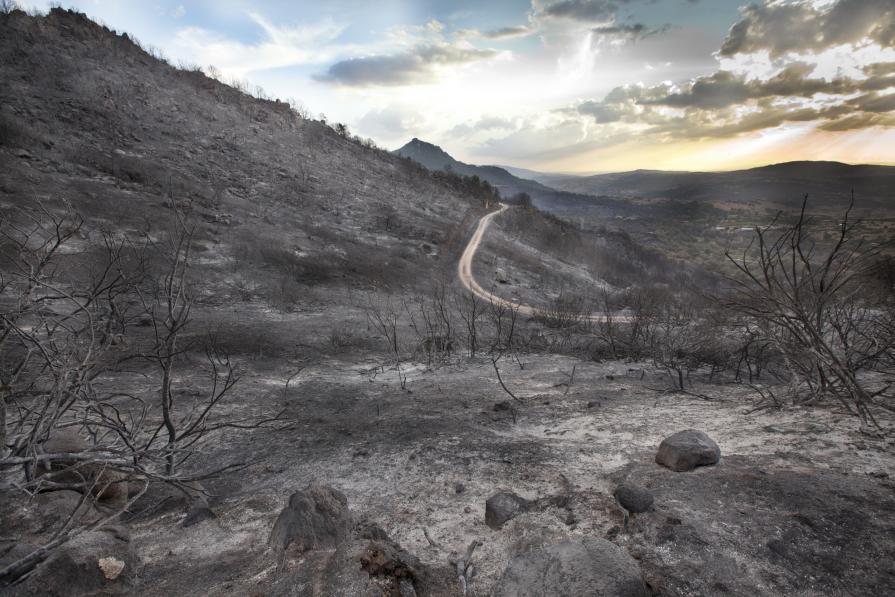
1;8;894;597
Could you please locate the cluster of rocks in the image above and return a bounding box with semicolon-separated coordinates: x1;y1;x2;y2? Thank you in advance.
481;428;721;595
3;428;721;596
266;483;454;597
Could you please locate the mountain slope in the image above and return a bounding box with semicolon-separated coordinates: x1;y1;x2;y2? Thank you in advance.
394;138;555;201
0;9;490;297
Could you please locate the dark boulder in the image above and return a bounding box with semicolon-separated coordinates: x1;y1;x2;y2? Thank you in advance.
9;528;134;596
655;429;720;472
269;483;350;556
493;537;649;597
485;491;531;530
614;484;654;514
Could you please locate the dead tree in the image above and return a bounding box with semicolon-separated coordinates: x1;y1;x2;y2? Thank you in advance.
722;196;894;425
0;204;279;585
454;289;484;358
366;294;407;388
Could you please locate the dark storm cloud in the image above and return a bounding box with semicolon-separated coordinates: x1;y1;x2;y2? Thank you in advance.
720;0;895;58
314;45;497;87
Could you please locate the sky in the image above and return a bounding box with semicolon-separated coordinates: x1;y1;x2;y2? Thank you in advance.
18;0;895;172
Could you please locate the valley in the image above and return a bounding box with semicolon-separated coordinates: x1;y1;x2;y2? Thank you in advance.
1;6;894;597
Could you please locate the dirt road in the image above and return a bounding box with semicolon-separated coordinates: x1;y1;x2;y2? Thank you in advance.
458;203;628;322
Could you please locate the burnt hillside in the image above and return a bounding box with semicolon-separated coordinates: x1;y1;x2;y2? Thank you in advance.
0;8;488;296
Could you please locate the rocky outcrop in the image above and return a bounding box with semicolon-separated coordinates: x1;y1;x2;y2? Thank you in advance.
269;483;350;556
493;538;648;597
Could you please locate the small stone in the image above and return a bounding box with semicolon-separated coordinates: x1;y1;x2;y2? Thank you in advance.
98;556;125;580
454;482;466;494
14;148;32;159
493;401;512;412
614;484;654;514
485;491;531;530
183;505;216;527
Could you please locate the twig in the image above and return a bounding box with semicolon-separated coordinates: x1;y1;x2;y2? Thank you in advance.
491;356;522;403
422;528;444;550
449;539;482;596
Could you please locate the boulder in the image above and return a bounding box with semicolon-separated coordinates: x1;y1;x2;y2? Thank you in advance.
485;491;531;530
269;483;350;555
613;484;654;514
493;538;649;597
655;429;720;472
36;428;129;508
10;528;134;596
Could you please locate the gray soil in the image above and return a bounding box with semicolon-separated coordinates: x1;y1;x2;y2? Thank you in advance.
1;9;894;597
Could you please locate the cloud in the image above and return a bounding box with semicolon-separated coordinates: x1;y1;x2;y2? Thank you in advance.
720;0;895;58
171;14;348;78
568;55;895;142
313;44;498;86
355;105;424;139
448;116;517;138
591;23;671;42
537;0;625;23
483;25;534;40
454;25;534;41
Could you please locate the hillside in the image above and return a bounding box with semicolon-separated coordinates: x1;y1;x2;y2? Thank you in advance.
2;9;894;597
0;9;493;302
539;161;895;208
394;137;556;200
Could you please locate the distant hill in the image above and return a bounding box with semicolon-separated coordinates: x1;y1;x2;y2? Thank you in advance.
538;161;895;208
393;138;556;202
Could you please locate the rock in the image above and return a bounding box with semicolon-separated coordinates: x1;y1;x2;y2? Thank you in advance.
493;538;649;597
493;400;512;412
98;556;126;580
12;528;133;596
182;504;216;527
485;491;531;530
36;428;128;507
614;484;654;514
655;429;720;472
269;483;350;555
359;539;421;587
14;148;32;159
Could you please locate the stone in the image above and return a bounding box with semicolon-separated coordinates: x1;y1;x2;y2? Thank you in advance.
614;484;654;514
493;538;649;597
269;483;350;555
36;428;128;507
12;528;133;596
98;556;126;580
655;429;720;472
485;491;531;530
493;401;512;412
182;504;216;527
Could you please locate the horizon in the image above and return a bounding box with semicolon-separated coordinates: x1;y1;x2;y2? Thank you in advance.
396;137;895;176
14;0;895;172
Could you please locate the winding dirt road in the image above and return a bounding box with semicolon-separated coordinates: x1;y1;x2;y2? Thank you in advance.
457;203;540;315
458;203;625;322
